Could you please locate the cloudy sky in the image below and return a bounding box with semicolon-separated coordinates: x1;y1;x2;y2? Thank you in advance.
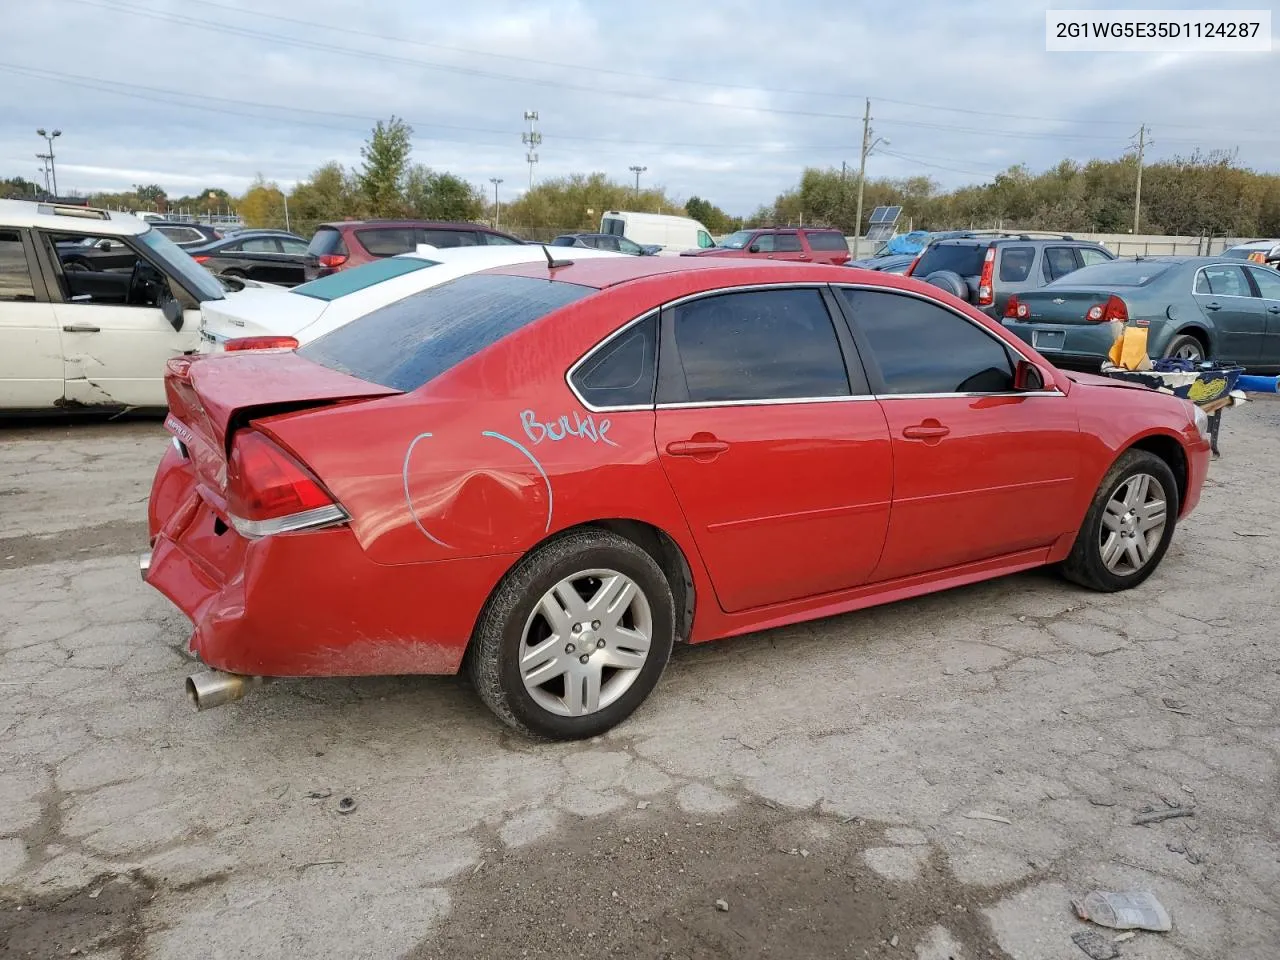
2;0;1276;213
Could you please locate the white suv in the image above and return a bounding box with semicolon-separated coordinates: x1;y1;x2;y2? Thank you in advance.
0;199;236;413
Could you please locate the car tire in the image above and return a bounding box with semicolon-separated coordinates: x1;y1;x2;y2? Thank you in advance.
923;270;970;300
468;528;675;740
1163;334;1206;363
1060;449;1180;592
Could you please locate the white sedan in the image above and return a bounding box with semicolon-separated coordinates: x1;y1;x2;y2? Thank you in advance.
197;244;628;352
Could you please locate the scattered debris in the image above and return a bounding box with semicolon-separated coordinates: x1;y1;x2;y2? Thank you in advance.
1166;841;1186;854
799;849;810;858
336;796;357;814
714;899;729;912
1113;932;1136;943
297;859;344;871
1071;928;1120;959
1072;890;1172;931
889;934;899;947
87;888;102;900
471;860;484;877
1133;806;1194;826
1087;797;1117;807
636;800;650;810
306;788;332;800
1180;784;1195;794
1161;696;1188;710
964;811;1012;825
1234;530;1268;537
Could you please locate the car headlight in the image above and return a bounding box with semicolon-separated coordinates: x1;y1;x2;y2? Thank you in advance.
1191;403;1210;442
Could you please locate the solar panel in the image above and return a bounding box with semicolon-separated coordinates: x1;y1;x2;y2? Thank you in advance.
868;205;903;225
865;223;897;242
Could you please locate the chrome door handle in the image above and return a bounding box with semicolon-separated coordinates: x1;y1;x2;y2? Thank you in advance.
1204;301;1222;311
62;323;101;333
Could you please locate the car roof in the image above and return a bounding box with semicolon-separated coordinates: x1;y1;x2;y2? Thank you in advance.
1224;239;1279;250
320;219;506;231
0;198;148;236
485;255;854;290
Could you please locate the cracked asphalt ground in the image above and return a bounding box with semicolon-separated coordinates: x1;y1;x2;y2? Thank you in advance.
2;401;1279;960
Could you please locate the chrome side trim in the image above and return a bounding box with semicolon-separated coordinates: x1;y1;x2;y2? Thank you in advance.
229;504;349;539
565;308;659;413
1191;264;1255;299
656;395;877;410
874;389;1066;400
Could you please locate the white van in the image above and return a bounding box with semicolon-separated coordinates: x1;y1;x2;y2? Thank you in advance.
600;211;716;255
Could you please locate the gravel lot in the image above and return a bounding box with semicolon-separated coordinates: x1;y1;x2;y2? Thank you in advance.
2;401;1279;959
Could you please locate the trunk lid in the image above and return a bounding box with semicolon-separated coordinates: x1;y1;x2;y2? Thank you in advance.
198;287;328;348
164;352;399;496
1011;288;1118;325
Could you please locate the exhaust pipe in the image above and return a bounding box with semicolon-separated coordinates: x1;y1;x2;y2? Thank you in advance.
185;671;263;711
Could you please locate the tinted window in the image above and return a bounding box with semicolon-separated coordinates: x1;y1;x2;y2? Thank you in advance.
571;314;657;408
280;238;309;254
998;246;1034;282
840;289;1013;394
306;228;348;257
1079;247;1112;267
618;237;643;255
240;237;280;253
422;229;478;248
913;242;986;277
669;289;850;402
0;231;35;302
751;234;776;253
358;228;419;256
157;225;201;244
550;236;576;247
299;274;592;391
804;231;849;252
1054;260;1171;286
291;256;438;301
1246;266;1280;300
1220;246;1253;260
601;217;625;237
481;232;522;245
1195;264;1250;297
1042;247;1081;283
773;233;802;253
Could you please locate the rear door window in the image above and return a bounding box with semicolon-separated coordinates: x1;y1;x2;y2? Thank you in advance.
422;229;478;248
840;288;1014;394
480;232;522;246
1245;265;1280;300
912;243;986;277
298;274;593;390
0;230;36;302
240;237;281;253
773;233;803;253
997;246;1035;282
1042;247;1082;283
357;228;420;256
804;231;849;252
306;228;348;257
663;288;852;402
1079;247;1112;266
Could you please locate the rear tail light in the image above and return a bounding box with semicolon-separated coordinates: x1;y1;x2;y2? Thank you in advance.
1003;295;1029;319
224;336;300;352
192;255;211;264
318;253;348;270
226;430;347;538
1086;295;1128;323
904;254;922;276
977;247;995;306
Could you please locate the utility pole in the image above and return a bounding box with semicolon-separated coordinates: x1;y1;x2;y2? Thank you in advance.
490;177;504;227
521;111;541;190
854;100;871;260
36;128;61;196
282;192;290;232
629;165;647;199
1132;124;1147;236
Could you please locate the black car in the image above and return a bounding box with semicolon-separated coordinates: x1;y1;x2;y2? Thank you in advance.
187;231;312;287
148;221;223;248
848;253;916;274
56;235;139;272
550;233;659;256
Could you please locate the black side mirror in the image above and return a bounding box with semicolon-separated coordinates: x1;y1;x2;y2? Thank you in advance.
96;239;113;250
748;243;760;253
161;298;184;331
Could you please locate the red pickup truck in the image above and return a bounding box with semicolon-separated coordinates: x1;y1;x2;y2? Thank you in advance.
681;227;850;265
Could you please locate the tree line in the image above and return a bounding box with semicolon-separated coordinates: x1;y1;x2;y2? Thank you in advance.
3;118;1278;240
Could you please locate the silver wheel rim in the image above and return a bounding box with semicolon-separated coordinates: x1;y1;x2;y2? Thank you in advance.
520;568;653;717
1172;342;1203;361
1100;472;1168;575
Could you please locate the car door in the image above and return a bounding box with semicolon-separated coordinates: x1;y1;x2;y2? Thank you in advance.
768;231;808;262
1041;246;1082;286
1243;264;1280;366
1193;264;1264;363
36;231;193;408
0;228;63;410
236;236;286;283
277;237;310;286
654;286;893;613
836;286;1081;582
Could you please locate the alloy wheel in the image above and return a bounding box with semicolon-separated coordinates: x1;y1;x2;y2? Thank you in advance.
519;569;653;717
1099;472;1168;575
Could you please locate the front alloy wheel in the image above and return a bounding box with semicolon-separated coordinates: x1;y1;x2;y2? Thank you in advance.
1099;473;1168;575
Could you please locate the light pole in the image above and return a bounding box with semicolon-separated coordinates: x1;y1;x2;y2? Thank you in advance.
36;129;61;196
490;177;503;227
35;155;51;195
629;165;647;199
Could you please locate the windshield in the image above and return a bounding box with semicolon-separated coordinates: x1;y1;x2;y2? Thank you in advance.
718;231;755;250
137;228;224;301
1048;260;1173;287
292;256;439;301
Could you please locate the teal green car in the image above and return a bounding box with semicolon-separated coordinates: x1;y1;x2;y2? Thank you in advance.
1001;257;1280;372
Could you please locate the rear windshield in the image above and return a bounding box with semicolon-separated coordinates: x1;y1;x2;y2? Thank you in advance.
601;217;625;237
912;242;987;277
306;228;348;257
291;256;439;301
356;228;421;257
298;274;593;391
804;231;849;252
1049;260;1173;287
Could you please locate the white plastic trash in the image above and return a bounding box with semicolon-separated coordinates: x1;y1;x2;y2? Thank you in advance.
1072;890;1172;932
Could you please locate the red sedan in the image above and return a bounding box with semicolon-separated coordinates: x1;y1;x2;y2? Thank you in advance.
144;257;1212;739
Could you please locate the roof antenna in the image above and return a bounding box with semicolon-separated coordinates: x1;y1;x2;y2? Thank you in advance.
542;244;573;269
